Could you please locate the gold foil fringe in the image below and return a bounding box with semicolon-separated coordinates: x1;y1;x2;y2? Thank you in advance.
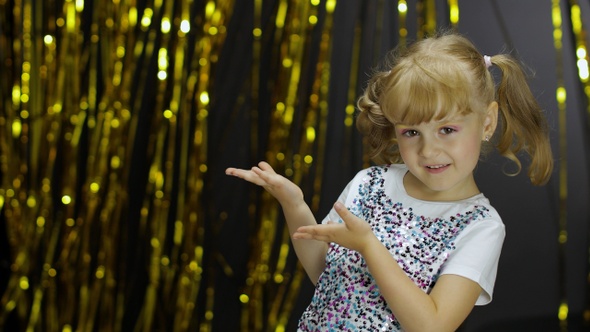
3;1;582;331
0;0;234;331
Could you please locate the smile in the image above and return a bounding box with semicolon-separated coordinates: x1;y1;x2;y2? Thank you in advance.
426;164;449;169
424;164;450;174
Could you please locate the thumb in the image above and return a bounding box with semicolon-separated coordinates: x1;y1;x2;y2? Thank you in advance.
334;202;352;222
334;202;367;232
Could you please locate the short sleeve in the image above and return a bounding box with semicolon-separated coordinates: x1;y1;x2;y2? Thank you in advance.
439;218;506;305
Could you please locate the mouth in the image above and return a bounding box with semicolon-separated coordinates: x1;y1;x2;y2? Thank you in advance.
425;164;450;173
426;164;449;169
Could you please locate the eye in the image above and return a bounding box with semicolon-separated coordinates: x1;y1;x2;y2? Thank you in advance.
401;129;419;137
439;127;456;135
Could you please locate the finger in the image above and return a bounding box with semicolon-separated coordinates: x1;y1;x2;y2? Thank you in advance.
250;166;274;184
226;161;273;176
226;167;266;186
293;229;332;242
257;161;275;172
251;165;282;186
333;202;351;221
296;223;341;237
292;231;315;240
334;202;362;231
225;167;248;177
254;162;279;179
225;167;247;177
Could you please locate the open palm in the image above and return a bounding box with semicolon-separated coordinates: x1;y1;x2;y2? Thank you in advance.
226;161;304;207
293;202;376;254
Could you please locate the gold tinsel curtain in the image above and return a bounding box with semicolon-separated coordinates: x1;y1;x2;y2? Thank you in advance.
0;0;588;331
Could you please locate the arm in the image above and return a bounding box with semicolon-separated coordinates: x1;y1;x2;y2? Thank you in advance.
293;202;482;332
226;161;328;284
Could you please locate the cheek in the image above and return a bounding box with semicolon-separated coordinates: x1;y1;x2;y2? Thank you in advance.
397;140;415;161
453;135;482;160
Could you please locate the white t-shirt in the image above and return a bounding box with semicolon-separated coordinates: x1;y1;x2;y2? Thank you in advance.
298;164;505;331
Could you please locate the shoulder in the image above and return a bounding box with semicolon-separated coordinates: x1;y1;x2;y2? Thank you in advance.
337;164;405;204
454;200;505;246
345;164;406;194
433;197;505;243
353;163;407;180
468;196;503;228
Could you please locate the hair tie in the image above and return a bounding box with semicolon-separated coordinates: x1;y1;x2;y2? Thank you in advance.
484;55;492;69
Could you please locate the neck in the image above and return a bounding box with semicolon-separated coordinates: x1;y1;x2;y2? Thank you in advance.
403;171;480;202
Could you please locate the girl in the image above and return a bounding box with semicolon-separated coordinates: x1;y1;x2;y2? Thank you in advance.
226;32;553;331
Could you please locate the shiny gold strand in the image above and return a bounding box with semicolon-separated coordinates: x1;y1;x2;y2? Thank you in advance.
274;1;336;331
136;0;235;331
398;0;408;47
4;0;29;329
567;0;590;326
264;0;302;331
5;1;563;331
171;1;202;330
448;0;459;28
3;0;56;330
0;0;20;325
568;3;590;98
0;1;458;331
417;0;437;39
551;0;569;330
74;0;139;329
188;2;235;331
0;0;232;331
245;0;310;329
240;0;264;329
344;5;363;167
139;0;168;329
236;0;339;330
310;0;336;214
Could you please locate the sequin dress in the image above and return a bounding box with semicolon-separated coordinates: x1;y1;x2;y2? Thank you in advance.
297;164;505;331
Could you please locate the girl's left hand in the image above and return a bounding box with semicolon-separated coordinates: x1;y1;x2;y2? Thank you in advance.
292;202;376;253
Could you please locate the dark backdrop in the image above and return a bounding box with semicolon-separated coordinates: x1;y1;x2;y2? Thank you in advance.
217;1;590;331
0;1;589;331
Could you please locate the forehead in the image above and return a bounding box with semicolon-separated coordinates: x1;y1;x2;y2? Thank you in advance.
380;68;481;124
393;110;476;126
384;89;475;126
379;51;484;125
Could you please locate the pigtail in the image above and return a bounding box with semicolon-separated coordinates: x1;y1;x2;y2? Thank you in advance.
356;71;399;165
491;55;554;185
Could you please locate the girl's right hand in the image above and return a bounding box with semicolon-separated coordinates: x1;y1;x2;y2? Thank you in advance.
225;161;304;207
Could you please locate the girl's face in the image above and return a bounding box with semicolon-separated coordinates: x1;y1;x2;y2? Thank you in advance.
394;104;497;201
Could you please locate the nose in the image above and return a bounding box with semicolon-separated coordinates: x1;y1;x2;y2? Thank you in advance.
418;137;440;158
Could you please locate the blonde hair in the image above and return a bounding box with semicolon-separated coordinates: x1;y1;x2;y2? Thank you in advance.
356;32;553;185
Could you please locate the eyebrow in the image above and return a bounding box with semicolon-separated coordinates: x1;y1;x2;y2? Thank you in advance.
394;115;466;126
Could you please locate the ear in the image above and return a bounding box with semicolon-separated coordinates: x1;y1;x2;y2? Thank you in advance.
482;101;498;140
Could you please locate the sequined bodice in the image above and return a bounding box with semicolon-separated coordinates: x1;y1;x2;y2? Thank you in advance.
298;166;492;331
